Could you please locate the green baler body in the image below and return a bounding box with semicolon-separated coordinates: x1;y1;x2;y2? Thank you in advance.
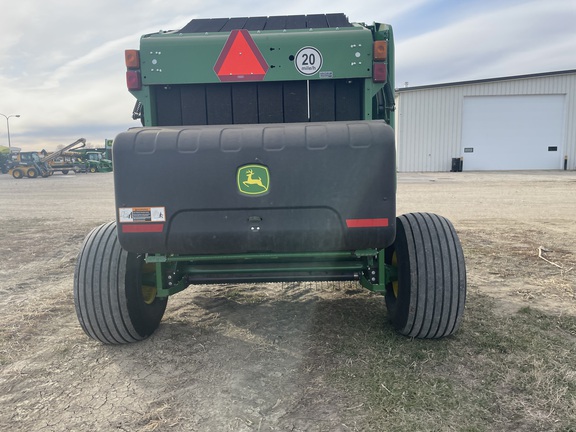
129;15;394;127
116;14;397;291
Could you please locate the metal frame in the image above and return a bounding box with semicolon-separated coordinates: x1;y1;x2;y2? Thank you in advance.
145;249;397;298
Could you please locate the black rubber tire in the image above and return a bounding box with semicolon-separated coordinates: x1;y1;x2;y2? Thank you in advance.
61;170;69;175
74;221;167;344
385;212;466;338
12;169;23;179
27;168;38;178
89;166;97;173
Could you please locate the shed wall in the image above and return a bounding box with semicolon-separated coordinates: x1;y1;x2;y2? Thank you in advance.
395;72;576;172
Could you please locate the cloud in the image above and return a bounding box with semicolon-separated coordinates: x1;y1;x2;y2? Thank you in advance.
1;0;575;150
32;38;128;90
396;0;576;85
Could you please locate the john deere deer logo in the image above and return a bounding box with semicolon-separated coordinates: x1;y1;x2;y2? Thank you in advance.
237;164;269;195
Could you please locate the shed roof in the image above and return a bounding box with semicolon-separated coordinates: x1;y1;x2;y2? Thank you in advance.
396;69;576;92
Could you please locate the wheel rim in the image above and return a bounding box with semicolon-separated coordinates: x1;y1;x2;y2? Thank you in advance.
391;251;399;298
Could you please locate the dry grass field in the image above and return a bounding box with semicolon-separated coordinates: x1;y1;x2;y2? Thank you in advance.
0;170;575;431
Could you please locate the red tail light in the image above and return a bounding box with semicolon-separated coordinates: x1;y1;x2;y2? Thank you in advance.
372;40;388;83
372;63;387;83
125;49;141;90
126;71;142;90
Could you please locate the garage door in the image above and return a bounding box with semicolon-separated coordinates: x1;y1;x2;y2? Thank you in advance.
461;95;565;170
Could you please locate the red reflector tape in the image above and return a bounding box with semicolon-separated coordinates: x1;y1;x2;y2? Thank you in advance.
346;218;389;228
122;224;164;233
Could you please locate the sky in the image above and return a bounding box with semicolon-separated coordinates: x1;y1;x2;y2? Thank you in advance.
1;0;574;151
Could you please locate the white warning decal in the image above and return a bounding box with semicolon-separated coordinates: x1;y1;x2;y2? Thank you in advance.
119;207;166;223
295;46;323;76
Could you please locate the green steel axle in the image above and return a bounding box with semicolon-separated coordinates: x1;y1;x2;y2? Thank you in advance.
144;249;397;298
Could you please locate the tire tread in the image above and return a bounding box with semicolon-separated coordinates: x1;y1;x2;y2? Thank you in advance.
74;222;149;344
394;212;466;338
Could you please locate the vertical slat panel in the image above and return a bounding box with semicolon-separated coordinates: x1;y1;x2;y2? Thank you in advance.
206;84;232;125
335;79;361;120
181;85;207;125
258;82;284;123
285;15;307;29
310;80;335;121
179;18;228;33
306;14;328;28
220;17;248;32
232;83;259;124
244;17;267;31
283;81;308;123
155;86;182;126
326;13;353;28
264;16;286;30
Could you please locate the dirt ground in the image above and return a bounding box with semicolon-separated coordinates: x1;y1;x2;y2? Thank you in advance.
0;170;575;431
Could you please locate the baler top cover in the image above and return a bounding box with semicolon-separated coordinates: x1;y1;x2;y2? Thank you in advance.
138;13;375;85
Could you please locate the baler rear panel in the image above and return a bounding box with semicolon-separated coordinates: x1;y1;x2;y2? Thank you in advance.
114;121;396;255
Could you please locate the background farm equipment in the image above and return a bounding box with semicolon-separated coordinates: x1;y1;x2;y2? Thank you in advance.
7;151;51;178
7;138;86;178
4;139;114;178
83;151;113;173
47;155;86;174
0;145;11;174
70;143;113;173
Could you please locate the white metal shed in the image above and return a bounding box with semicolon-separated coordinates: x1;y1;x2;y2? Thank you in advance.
395;70;576;172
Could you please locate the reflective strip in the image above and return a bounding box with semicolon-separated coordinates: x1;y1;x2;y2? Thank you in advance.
346;218;389;228
122;224;164;233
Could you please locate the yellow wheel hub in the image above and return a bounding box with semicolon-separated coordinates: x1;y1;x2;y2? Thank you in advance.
141;263;157;304
141;285;157;304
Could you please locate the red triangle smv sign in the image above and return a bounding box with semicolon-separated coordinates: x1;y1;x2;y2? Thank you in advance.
214;29;269;81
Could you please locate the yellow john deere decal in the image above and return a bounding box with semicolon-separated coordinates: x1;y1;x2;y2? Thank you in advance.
237;164;270;195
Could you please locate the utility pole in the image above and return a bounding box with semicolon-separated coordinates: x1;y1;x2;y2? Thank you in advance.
0;113;21;149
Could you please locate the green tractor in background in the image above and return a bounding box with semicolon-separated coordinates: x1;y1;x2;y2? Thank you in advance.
70;140;113;173
84;151;113;173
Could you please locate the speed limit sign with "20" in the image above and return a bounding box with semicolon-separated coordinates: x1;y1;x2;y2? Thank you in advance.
294;47;323;76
